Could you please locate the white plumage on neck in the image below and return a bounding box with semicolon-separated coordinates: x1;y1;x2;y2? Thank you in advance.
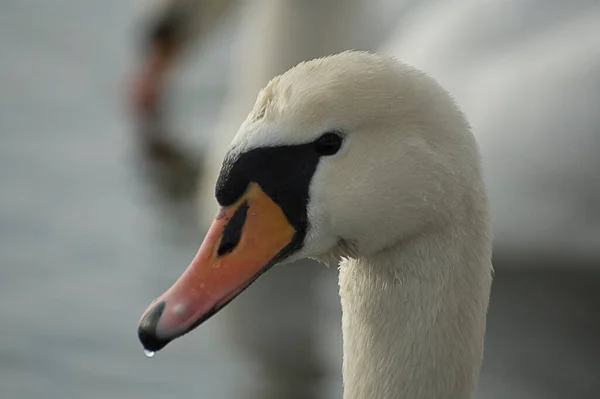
340;224;492;399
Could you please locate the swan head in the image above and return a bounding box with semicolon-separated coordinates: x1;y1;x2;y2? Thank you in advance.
137;51;487;352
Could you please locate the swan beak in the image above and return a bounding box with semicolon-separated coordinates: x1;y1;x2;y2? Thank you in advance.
137;182;296;352
131;39;177;114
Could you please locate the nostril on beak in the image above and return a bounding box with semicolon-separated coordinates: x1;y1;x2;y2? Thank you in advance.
217;201;249;257
137;301;170;352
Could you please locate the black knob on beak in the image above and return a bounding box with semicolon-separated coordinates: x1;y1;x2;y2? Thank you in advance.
137;301;170;352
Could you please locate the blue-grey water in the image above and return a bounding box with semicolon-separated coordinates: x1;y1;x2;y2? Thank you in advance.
0;1;245;398
1;1;599;398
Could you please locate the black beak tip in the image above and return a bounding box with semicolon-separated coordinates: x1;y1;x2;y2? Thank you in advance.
137;301;171;352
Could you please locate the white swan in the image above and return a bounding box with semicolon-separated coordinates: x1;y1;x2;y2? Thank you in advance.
137;51;493;399
133;0;600;263
130;3;599;397
130;0;236;114
193;0;398;227
131;3;396;396
382;0;600;260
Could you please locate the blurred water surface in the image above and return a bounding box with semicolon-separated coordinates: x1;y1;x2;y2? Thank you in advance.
0;1;247;398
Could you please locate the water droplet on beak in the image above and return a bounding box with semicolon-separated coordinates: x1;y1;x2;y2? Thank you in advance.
144;349;155;358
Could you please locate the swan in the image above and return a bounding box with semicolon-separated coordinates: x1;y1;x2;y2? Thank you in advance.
137;51;493;399
131;2;399;396
130;3;599;397
382;0;600;260
130;0;236;114
133;0;600;266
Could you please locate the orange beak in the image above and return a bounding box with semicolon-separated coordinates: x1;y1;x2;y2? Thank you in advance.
137;182;296;351
131;38;178;116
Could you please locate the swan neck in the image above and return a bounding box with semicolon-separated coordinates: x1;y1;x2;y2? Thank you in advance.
338;231;492;399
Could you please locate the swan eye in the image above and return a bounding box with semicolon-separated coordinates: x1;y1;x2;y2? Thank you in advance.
314;132;343;156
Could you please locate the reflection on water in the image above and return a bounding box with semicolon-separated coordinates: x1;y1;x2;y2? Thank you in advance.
1;1;599;399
